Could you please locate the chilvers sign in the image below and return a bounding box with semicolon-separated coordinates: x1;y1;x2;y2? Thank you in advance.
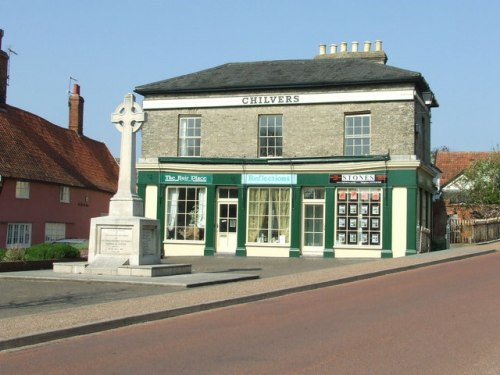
143;90;414;110
330;174;387;184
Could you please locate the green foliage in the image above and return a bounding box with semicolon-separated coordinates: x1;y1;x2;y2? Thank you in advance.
0;244;81;262
24;243;80;261
2;248;26;261
462;150;500;205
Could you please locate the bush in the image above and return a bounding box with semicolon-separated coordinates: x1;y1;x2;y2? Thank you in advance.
3;248;26;261
0;248;6;260
24;243;81;261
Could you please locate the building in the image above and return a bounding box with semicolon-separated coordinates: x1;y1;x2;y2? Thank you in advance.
0;30;118;248
134;40;439;258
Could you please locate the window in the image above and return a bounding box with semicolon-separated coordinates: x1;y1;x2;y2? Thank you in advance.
16;181;30;199
6;223;32;248
259;115;283;157
45;223;66;242
344;114;371;156
247;187;290;244
166;187;206;241
178;116;201;156
60;186;70;203
336;188;382;247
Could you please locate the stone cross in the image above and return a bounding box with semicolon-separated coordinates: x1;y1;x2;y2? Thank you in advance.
109;93;146;216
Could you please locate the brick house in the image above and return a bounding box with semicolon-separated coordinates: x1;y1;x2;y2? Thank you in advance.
134;40;439;258
0;30;118;248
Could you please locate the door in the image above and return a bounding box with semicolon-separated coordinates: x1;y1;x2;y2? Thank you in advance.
217;189;238;254
302;188;325;256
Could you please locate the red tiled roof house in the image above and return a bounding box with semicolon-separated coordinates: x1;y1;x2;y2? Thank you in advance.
0;30;118;248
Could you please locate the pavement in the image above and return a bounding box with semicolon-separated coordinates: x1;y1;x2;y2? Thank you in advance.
0;242;498;351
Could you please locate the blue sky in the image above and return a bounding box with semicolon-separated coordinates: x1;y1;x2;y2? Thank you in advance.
1;0;499;157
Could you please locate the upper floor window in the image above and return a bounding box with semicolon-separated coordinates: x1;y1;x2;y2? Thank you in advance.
344;114;371;156
259;115;283;158
178;116;201;157
16;181;30;199
60;186;70;203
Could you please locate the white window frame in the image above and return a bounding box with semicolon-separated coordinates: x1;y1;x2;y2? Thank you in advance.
259;114;283;158
60;186;70;203
6;223;32;248
15;181;30;199
45;223;66;242
247;187;291;244
165;186;206;241
335;187;382;248
344;114;371;156
178;116;201;157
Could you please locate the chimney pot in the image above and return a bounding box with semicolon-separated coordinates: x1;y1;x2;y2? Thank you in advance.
364;41;371;52
340;42;347;53
330;44;337;54
375;40;383;52
319;44;326;55
351;41;359;52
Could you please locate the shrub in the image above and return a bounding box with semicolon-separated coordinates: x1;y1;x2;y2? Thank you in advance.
0;248;6;260
3;248;26;261
24;243;80;261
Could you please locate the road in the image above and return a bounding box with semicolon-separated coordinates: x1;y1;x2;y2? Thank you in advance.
1;253;499;375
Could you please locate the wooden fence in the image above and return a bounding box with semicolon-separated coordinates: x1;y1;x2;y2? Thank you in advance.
448;217;500;244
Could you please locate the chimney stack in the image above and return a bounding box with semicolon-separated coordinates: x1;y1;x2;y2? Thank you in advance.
69;83;84;135
0;29;9;106
314;39;388;64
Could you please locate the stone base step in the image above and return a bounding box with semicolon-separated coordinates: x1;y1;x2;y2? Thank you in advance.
53;262;192;277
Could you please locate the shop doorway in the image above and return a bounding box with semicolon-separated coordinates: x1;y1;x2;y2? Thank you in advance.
302;188;325;256
216;188;238;254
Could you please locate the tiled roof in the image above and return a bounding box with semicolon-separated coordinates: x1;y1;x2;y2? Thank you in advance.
435;151;491;188
135;58;433;95
0;104;118;193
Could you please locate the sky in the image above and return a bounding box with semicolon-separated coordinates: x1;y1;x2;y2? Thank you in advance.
1;0;499;157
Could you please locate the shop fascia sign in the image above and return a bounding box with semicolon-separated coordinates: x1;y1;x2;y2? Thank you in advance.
143;90;414;109
330;174;387;184
162;173;212;184
242;174;297;185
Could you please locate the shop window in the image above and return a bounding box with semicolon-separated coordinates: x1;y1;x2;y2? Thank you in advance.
166;187;206;241
259;115;283;157
335;188;382;247
247;187;290;244
6;223;32;248
344;114;371;156
16;181;30;199
45;223;66;242
178;116;201;157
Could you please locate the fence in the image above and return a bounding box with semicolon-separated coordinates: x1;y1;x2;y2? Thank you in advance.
448;217;500;244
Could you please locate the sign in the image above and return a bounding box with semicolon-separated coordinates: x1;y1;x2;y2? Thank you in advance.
143;90;414;110
242;174;297;185
330;174;387;184
162;173;212;184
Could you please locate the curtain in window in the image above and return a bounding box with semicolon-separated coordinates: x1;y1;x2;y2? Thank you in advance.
197;188;206;229
279;188;290;243
167;188;179;231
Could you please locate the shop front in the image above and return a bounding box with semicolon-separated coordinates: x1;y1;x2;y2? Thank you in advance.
137;156;434;258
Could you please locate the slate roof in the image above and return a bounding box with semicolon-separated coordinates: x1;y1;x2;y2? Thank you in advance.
435;151;492;188
135;58;433;95
0;104;118;193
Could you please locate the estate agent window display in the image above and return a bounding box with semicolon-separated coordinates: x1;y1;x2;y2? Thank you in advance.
335;188;382;248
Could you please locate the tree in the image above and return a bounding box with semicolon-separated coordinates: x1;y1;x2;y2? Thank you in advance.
462;148;500;205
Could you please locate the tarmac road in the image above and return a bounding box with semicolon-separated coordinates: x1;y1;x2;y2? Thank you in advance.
1;252;499;374
0;242;498;351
